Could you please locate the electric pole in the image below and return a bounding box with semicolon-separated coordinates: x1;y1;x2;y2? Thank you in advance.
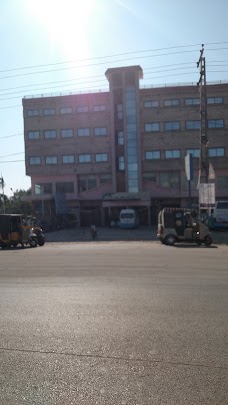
197;44;209;184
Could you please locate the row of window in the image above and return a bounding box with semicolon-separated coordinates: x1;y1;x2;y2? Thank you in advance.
28;127;107;139
143;97;224;108
34;173;228;195
27;118;225;141
27;104;106;117
30;153;109;165
30;146;225;167
35;175;112;195
144;119;224;132
145;148;225;160
27;97;225;118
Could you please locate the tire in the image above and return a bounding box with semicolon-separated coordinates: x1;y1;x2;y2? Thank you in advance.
37;237;45;246
164;234;176;246
196;240;203;246
30;238;38;248
12;242;18;247
204;235;212;247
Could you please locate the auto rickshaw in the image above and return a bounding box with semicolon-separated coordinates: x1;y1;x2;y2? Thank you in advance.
0;214;38;249
157;208;213;246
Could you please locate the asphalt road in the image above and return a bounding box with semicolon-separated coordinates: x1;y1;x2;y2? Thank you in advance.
0;242;228;405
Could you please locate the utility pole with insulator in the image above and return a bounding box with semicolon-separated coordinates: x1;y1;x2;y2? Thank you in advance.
197;45;215;213
197;44;209;184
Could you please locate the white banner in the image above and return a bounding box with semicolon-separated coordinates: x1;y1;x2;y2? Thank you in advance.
199;183;215;207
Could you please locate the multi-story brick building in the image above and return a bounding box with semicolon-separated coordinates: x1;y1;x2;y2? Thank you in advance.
22;65;228;226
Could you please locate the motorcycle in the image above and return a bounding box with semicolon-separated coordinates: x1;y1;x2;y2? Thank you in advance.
33;227;46;246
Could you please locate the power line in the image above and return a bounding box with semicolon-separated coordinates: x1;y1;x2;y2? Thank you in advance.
1;41;228;74
0;105;21;110
0;160;24;163
0;43;204;73
0;133;23;139
0;49;201;81
0;152;24;158
1;61;226;96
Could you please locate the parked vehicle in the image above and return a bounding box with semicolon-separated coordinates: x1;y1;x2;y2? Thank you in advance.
119;209;139;229
0;214;38;249
157;208;213;246
208;201;228;230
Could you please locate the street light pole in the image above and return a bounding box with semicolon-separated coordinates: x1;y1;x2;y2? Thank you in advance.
0;176;5;214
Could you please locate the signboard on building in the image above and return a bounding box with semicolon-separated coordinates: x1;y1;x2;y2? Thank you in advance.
199;183;215;207
185;154;193;181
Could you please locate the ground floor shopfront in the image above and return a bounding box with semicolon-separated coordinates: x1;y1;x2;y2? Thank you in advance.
29;192;199;227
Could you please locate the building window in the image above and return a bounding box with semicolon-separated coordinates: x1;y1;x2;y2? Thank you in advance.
185;98;200;105
78;176;86;192
78;128;90;136
159;172;180;189
143;173;156;182
79;154;91;163
143;100;159;108
117;104;123;119
43;108;55;116
28;131;40;140
45;156;57;164
94;105;106;112
164;99;180;106
94;127;107;136
165;150;181;159
61;129;73;138
35;183;52;194
207;97;223;104
62;155;75;164
44;130;56;139
29;157;41;165
118;131;124;145
208;148;225;157
78;175;97;191
208;119;224;128
217;176;228;189
186;149;200;158
60;107;72;114
95;153;108;162
77;106;89;113
87;176;97;190
100;174;112;184
185;120;200;130
144;123;160;132
183;176;198;190
165;121;180;131
56;182;74;193
27;109;39;117
118;156;125;171
145;151;160;160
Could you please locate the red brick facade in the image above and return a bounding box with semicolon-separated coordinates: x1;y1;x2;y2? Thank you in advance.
22;66;228;225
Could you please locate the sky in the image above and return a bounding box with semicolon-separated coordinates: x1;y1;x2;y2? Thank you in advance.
1;0;228;196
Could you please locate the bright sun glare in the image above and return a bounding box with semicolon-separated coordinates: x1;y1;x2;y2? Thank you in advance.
26;0;96;60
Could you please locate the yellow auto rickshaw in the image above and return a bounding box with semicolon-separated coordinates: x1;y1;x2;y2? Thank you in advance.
0;214;38;249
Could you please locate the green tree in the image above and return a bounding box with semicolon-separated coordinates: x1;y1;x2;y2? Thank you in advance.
6;188;32;214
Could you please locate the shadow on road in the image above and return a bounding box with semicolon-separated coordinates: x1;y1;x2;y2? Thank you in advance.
174;244;218;249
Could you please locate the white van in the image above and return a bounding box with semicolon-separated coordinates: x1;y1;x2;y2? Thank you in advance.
119;209;139;229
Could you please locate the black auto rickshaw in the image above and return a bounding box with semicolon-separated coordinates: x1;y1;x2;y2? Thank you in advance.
157;208;213;246
0;214;38;249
